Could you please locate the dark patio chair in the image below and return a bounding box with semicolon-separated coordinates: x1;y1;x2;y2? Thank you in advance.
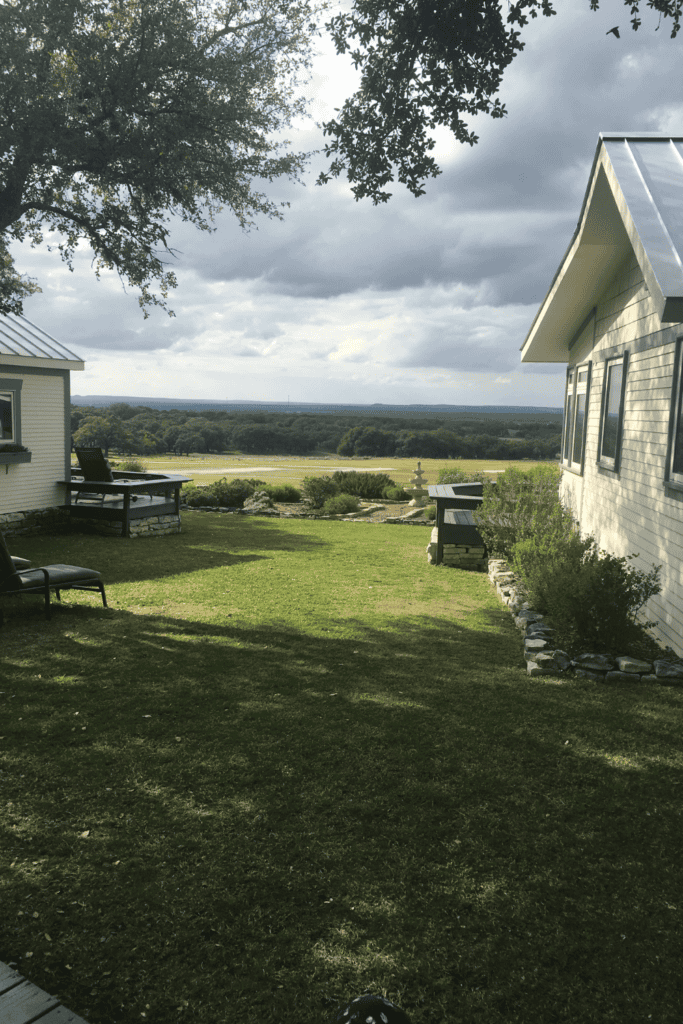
0;529;107;623
73;446;148;503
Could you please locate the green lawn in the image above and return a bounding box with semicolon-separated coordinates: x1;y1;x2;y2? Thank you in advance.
116;454;553;491
1;513;682;1024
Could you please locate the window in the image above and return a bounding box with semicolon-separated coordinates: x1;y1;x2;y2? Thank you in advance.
598;353;628;470
0;379;22;444
665;336;683;488
562;362;591;471
0;391;14;440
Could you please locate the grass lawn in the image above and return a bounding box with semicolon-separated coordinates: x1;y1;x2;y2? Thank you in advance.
1;512;682;1024
117;454;553;491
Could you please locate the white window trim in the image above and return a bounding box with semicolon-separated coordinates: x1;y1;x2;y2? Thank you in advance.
598;352;628;471
665;336;683;489
562;361;591;474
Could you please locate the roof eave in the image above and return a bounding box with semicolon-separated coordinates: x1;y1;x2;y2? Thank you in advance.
520;133;683;364
0;354;85;371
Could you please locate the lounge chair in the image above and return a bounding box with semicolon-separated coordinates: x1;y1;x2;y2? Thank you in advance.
0;529;107;623
73;446;147;503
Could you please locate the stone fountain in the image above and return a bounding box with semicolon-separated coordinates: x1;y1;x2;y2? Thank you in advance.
406;461;429;507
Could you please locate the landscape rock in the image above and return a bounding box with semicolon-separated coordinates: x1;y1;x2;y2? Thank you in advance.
615;656;653;674
572;653;614;672
574;668;603;682
515;610;543;630
243;490;276;512
604;671;639;683
654;660;683;680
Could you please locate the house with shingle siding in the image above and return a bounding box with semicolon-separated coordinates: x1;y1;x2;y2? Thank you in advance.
521;132;683;656
0;313;84;534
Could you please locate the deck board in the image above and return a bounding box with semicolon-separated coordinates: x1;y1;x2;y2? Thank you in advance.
0;961;89;1024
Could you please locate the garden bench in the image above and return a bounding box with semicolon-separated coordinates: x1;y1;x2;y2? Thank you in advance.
0;959;89;1024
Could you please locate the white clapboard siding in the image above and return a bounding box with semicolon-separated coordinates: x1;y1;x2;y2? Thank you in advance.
1;373;67;514
561;247;683;653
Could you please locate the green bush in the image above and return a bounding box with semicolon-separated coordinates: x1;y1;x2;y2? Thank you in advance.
182;477;267;507
512;533;662;649
331;471;396;500
117;458;147;473
301;475;340;508
424;504;436;520
436;467;488;485
322;493;361;515
382;485;410;501
473;464;570;560
262;484;302;503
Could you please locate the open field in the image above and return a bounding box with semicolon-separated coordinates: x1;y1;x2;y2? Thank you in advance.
111;454;554;490
1;512;681;1024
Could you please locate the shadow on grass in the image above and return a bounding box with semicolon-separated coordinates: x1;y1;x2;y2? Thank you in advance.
4;513;328;587
2;606;682;1024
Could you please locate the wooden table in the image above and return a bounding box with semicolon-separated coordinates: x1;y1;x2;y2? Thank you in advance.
0;959;89;1024
427;482;487;565
58;471;192;538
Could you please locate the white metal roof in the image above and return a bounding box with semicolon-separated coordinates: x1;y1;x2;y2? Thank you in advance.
521;133;683;363
0;313;84;370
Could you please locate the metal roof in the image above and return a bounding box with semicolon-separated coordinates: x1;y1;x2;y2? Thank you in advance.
0;313;84;368
521;133;683;363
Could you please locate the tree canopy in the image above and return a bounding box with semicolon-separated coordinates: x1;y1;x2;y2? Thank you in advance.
2;0;682;317
316;0;683;203
0;0;325;316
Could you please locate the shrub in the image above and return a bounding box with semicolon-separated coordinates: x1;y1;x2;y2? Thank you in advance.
262;484;302;503
301;475;340;508
436;467;469;485
382;485;410;501
473;464;570;560
117;458;147;473
331;471;396;500
512;533;662;650
182;477;267;507
436;467;488;485
322;493;361;515
424;504;436;520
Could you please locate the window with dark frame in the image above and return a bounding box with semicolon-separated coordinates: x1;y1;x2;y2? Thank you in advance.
665;337;683;487
598;353;628;470
0;391;14;440
562;362;591;471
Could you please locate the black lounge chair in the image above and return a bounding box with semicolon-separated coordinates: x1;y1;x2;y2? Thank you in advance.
73;446;147;503
0;529;107;623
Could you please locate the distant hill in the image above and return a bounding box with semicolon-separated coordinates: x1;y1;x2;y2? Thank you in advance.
71;396;563;416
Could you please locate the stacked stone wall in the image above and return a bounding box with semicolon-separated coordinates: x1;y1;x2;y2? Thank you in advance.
0;507;181;538
425;526;488;571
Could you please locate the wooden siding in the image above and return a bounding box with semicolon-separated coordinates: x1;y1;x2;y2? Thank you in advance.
562;249;683;655
0;372;68;514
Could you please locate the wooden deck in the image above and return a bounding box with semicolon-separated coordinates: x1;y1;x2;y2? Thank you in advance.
0;959;89;1024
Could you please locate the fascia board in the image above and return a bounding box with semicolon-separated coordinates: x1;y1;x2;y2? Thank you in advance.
0;354;85;371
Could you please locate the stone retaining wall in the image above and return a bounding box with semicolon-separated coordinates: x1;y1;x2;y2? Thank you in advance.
488;558;683;685
0;507;70;538
0;507;181;539
425;526;488;571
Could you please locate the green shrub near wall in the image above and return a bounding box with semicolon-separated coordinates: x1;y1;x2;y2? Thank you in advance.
331;471;397;500
181;478;267;507
512;534;662;650
473;464;570;560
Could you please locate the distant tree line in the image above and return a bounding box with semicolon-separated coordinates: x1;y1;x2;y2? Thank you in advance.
70;403;561;460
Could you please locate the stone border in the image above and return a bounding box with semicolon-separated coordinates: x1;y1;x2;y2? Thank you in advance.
488;558;683;685
179;503;434;524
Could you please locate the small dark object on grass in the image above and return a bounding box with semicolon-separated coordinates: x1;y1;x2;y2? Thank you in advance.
331;992;412;1024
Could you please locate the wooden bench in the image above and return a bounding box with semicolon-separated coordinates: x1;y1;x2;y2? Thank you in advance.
0;960;89;1024
427;483;488;565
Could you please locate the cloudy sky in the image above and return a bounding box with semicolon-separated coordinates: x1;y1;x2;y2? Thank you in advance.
9;0;683;407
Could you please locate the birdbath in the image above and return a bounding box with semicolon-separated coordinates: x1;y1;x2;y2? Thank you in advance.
406;461;429;507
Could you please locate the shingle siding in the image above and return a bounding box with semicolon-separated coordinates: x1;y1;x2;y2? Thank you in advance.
561;248;683;654
0;371;68;514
